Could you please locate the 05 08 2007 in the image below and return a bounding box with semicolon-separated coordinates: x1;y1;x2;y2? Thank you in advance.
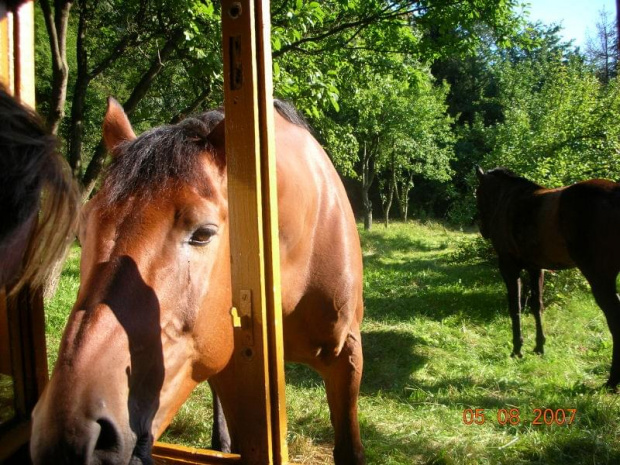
462;408;577;426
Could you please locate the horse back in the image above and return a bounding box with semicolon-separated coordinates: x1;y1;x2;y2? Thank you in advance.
273;112;363;361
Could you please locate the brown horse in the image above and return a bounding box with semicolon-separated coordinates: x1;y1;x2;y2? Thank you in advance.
0;88;77;294
476;166;620;389
30;99;365;464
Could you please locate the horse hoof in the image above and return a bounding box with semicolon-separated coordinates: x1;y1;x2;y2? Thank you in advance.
604;381;619;393
333;447;365;465
533;347;544;356
510;351;523;359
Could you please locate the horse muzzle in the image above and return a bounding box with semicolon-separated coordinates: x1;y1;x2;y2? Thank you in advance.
30;385;149;465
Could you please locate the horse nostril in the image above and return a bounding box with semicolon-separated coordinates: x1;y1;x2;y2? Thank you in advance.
95;418;120;452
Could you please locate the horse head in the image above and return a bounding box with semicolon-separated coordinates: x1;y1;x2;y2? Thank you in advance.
31;99;235;464
475;166;494;239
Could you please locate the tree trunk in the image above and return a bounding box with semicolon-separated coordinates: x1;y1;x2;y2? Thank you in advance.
361;141;376;231
616;0;620;65
39;0;73;134
362;186;372;231
383;156;396;228
396;172;413;222
67;0;150;185
383;181;394;228
80;29;185;200
67;3;89;178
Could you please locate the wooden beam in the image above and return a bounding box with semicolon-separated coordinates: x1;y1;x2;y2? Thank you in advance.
152;442;242;464
0;2;14;93
221;0;288;463
13;0;35;106
0;419;30;461
0;2;47;461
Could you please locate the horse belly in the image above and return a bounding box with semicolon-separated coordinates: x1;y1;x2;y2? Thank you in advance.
536;230;575;269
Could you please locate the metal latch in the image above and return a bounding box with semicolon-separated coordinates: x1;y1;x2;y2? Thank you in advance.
230;289;253;345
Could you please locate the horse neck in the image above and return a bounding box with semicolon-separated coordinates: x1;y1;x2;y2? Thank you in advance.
486;181;537;251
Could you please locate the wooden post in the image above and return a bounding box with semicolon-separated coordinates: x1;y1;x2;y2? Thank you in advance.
0;1;14;93
221;0;288;463
13;0;35;106
155;2;288;464
0;1;45;462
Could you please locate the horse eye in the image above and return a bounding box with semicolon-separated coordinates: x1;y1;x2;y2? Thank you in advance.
189;225;217;246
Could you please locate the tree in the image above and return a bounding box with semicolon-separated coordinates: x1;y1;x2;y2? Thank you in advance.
33;0;525;235
486;50;620;187
39;0;73;135
586;8;618;83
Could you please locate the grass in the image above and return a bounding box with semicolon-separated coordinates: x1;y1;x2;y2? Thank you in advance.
45;221;620;464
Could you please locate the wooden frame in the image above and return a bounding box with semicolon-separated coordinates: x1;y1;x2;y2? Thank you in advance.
155;1;288;463
1;0;288;463
0;2;47;462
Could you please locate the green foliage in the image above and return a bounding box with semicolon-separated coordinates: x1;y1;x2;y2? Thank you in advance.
445;22;620;225
449;234;496;265
487;54;620;187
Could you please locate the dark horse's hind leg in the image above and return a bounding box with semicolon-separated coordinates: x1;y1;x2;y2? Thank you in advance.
528;268;546;354
500;258;523;358
586;275;620;389
209;382;231;453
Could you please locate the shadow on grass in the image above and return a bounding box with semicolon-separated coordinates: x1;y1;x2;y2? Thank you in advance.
362;329;427;394
364;254;506;325
361;226;510;326
288;412;463;465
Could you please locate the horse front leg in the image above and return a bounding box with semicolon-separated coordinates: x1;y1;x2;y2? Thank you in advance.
209;381;231;453
500;258;523;358
314;330;365;465
528;268;546;354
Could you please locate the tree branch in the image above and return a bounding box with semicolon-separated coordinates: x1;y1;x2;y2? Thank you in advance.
273;1;419;58
40;0;73;133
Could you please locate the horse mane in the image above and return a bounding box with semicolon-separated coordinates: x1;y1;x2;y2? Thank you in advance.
103;99;307;204
485;167;543;191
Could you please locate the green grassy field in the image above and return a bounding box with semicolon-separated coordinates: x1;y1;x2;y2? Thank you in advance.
46;221;620;464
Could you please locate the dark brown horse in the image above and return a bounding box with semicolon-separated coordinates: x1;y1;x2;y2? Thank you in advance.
0;88;77;294
30;99;365;464
476;166;620;389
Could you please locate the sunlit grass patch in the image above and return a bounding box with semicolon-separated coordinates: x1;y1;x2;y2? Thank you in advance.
46;221;620;464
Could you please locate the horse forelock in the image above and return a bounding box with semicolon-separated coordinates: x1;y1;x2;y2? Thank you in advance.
101;101;310;206
102;110;225;204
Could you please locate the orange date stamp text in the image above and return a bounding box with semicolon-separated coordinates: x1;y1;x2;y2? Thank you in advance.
462;408;576;426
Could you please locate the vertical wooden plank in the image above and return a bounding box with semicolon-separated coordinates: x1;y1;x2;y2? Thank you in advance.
221;1;272;463
0;3;14;94
0;288;11;376
13;0;34;107
0;3;11;380
253;1;288;463
221;0;287;463
6;286;48;418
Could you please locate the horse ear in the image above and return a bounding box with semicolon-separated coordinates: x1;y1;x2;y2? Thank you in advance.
103;97;136;155
207;118;226;166
475;165;485;180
